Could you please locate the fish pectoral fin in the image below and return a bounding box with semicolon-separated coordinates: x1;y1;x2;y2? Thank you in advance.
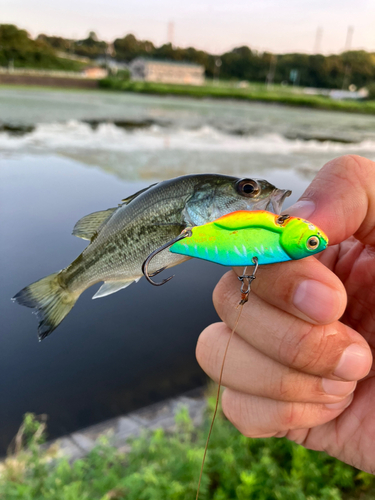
92;279;138;299
72;208;117;240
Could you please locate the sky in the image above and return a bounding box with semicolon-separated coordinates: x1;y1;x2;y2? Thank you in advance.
2;0;375;55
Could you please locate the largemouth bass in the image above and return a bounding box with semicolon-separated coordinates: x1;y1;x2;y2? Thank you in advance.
13;174;291;340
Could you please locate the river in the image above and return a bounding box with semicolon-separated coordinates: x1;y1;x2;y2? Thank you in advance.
1;87;374;454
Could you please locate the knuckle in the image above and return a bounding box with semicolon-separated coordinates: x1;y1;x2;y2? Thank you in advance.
222;390;249;434
272;266;296;303
212;271;237;319
280;322;333;374
222;390;268;438
277;370;300;401
277;402;303;429
195;323;227;377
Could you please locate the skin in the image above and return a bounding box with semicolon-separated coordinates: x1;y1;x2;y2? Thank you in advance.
196;155;375;474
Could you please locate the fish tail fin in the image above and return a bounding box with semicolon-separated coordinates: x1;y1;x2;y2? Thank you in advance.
12;272;79;341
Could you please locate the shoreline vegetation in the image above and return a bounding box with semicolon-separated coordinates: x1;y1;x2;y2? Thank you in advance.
99;79;375;115
1;24;375;115
1;79;374;115
1;407;375;500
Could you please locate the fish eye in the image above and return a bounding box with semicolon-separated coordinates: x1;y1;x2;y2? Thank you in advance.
235;179;260;198
307;236;320;249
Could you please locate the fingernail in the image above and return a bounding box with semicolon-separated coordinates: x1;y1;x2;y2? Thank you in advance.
322;378;356;396
293;280;341;323
334;344;371;380
285;200;316;219
325;393;353;410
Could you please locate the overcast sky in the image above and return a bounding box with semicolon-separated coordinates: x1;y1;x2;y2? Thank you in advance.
2;0;375;54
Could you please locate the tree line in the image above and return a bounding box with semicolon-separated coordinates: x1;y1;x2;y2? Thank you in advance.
1;24;374;89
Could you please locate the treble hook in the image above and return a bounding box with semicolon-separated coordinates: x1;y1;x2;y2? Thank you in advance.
142;228;192;286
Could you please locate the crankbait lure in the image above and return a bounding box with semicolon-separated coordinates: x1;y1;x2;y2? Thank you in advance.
143;210;328;283
169;210;328;265
142;210;328;500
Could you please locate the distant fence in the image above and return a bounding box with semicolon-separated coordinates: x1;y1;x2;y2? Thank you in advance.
0;68;100;89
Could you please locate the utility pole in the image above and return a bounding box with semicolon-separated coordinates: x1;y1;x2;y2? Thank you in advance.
266;54;277;88
313;27;323;54
344;26;354;51
168;21;174;47
214;57;222;84
342;26;354;89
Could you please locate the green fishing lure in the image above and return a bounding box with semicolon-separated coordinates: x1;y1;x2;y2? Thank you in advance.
169;210;328;266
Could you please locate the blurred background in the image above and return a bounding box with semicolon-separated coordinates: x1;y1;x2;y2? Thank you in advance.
1;0;375;465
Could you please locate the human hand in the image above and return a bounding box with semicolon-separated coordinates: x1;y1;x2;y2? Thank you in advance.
196;155;375;474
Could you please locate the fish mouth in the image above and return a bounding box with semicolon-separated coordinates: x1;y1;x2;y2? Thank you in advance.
268;189;292;214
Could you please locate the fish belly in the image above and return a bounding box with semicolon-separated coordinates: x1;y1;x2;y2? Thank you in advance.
62;223;188;294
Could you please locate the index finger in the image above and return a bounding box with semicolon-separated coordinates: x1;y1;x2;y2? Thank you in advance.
213;270;372;381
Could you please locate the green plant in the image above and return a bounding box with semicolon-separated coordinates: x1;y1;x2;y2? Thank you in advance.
98;79;375;115
366;82;375;100
1;406;374;499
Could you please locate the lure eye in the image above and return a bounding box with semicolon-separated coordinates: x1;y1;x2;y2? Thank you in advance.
307;236;320;250
235;179;260;198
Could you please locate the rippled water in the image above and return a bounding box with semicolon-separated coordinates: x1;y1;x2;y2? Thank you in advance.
1;87;374;181
1;88;374;454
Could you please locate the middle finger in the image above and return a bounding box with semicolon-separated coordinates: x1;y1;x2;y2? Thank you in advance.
197;322;357;403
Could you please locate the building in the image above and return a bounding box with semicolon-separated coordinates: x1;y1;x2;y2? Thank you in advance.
130;58;204;85
82;67;108;79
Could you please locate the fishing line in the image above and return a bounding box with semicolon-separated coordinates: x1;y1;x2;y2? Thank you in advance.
141;212;327;499
195;261;258;500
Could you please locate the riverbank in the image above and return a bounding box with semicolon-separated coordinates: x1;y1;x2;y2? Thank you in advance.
2;391;375;500
99;79;375;115
45;388;206;462
1;79;374;114
0;73;99;89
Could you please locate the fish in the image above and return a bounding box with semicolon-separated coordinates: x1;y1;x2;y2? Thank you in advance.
169;211;328;266
12;174;291;340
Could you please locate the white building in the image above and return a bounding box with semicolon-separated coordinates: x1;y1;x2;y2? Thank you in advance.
130;58;205;85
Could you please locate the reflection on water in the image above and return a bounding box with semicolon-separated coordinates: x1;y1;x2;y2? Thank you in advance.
1;88;374;454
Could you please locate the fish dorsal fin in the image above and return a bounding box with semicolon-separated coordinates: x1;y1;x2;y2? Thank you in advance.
72;208;117;241
120;183;157;206
92;278;140;299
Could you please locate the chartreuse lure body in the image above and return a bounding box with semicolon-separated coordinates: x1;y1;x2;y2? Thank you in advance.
169;210;328;266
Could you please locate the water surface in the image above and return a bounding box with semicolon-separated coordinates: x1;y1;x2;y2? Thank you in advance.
1;88;374;454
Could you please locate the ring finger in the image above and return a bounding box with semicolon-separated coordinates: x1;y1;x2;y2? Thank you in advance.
221;388;354;438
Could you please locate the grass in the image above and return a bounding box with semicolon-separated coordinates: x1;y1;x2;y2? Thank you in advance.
1;400;374;500
99;78;375;115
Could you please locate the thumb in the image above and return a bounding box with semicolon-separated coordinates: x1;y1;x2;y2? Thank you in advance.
284;155;375;246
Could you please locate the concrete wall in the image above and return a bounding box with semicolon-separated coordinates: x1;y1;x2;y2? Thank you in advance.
0;73;99;89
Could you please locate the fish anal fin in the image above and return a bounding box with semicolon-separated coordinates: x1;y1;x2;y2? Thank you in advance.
72;208;116;241
92;279;138;299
